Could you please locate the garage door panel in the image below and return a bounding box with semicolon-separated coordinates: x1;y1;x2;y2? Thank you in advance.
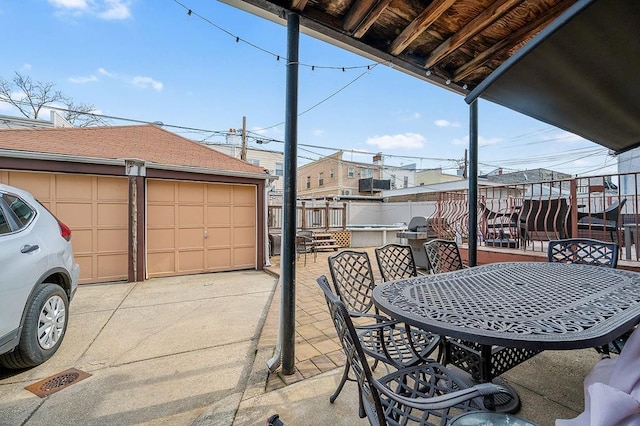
97;254;128;279
208;185;231;203
233;247;255;268
234;186;255;203
97;177;128;200
207;249;231;269
207;228;231;247
98;203;128;226
179;182;204;202
148;180;175;202
148;252;175;276
71;229;93;254
148;228;175;250
207;206;230;225
178;251;205;272
234;227;255;245
97;229;128;251
178;228;204;248
56;175;92;199
7;173;51;199
178;205;204;225
57;203;93;227
147;205;175;226
75;256;93;283
233;206;255;226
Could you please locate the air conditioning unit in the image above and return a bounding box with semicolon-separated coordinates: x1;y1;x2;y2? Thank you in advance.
343;189;351;195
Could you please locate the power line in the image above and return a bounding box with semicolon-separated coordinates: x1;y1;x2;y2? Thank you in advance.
171;0;377;71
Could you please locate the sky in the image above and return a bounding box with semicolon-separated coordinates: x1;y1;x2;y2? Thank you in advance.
0;0;619;176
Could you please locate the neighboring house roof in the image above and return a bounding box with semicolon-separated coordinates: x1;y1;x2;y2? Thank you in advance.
0;124;268;176
485;168;572;184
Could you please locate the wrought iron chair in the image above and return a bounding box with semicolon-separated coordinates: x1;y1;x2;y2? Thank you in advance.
547;238;633;355
317;275;508;425
547;238;619;268
327;250;440;404
423;239;464;274
423;239;539;413
374;243;419;282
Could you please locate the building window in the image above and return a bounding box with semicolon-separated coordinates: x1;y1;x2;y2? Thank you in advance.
306;176;311;189
275;162;283;176
404;176;409;188
361;168;372;179
348;167;354;178
330;168;334;178
248;159;260;166
391;174;396;189
318;172;324;187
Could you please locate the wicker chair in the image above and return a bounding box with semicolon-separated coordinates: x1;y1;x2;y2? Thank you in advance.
327;250;440;404
423;239;539;413
317;275;508;425
374;243;419;282
547;238;633;355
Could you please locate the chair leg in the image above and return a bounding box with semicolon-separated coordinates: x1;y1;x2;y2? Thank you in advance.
330;362;351;403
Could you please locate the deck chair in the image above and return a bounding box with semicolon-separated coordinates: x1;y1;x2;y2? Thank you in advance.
577;199;627;243
423;239;540;413
374;243;419;281
317;275;508;425
547;238;632;355
326;250;440;405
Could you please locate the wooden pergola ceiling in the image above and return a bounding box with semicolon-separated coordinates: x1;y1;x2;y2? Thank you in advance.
224;0;577;95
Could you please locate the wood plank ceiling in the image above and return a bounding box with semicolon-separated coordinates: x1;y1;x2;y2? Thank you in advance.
226;0;578;95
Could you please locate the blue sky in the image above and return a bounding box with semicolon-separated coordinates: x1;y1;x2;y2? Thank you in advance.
0;0;617;176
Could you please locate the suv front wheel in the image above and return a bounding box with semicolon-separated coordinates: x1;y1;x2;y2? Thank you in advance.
0;283;69;369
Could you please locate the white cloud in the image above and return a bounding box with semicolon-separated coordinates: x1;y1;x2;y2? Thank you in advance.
48;0;131;20
313;129;324;136
23;63;32;70
452;135;502;146
48;0;88;9
132;76;163;91
97;67;113;77
554;131;585;143
98;0;131;20
366;133;425;150
69;75;98;83
435;119;461;128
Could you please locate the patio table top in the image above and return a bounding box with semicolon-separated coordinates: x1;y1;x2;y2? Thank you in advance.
373;262;640;350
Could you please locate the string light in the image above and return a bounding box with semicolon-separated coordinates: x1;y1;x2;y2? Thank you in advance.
172;0;378;72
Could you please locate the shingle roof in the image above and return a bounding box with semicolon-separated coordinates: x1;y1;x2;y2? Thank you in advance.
0;124;268;176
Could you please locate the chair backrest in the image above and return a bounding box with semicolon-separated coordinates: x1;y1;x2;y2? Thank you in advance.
316;275;386;425
547;238;619;268
327;250;376;314
374;244;417;282
603;198;627;223
424;239;463;274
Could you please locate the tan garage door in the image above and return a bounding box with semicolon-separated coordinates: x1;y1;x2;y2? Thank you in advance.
0;170;129;284
147;180;256;278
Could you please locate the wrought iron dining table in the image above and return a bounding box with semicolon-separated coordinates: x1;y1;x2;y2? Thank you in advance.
372;262;640;410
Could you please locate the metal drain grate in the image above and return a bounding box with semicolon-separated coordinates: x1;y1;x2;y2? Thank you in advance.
25;368;91;398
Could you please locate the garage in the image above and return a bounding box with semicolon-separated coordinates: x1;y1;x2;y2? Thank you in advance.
0;124;269;284
146;179;256;277
0;170;129;284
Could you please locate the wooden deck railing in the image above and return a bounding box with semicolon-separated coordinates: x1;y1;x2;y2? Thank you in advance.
268;201;347;231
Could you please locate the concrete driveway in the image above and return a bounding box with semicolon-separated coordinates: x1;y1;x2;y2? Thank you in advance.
0;271;277;425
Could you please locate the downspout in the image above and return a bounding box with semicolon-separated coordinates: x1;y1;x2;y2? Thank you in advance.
267;11;299;375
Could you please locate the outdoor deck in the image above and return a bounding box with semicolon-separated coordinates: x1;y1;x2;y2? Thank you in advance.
258;247;602;425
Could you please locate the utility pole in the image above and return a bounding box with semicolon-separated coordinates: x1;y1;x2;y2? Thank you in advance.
240;116;247;161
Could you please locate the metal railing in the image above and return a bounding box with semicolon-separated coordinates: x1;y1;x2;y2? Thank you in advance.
428;172;640;261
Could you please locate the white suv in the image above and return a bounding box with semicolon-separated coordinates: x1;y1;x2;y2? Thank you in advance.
0;184;79;369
